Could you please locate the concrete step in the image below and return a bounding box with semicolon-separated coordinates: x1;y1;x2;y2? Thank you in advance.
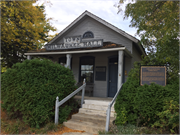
84;100;115;107
79;108;116;117
63;119;105;134
82;104;115;112
71;113;115;126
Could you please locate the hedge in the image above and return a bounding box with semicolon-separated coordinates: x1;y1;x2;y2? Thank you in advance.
1;58;77;128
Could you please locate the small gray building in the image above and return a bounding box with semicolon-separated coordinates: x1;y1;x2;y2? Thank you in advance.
25;10;146;98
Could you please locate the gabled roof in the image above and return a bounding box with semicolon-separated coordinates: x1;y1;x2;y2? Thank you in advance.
48;10;139;44
47;10;146;56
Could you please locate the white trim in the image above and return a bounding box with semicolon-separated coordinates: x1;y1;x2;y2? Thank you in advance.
25;47;132;57
118;50;124;91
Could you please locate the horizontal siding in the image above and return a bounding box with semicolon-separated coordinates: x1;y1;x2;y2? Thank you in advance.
71;51;118;98
55;17;133;53
47;50;134;97
131;44;142;68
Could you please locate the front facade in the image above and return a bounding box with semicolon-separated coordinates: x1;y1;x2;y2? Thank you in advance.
25;11;146;98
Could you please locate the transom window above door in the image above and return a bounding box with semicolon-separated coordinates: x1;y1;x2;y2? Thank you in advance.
80;56;94;83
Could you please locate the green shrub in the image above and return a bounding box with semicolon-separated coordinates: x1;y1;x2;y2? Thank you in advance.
152;100;179;134
133;83;178;126
1;58;77;128
114;77;139;125
115;106;127;125
114;67;179;127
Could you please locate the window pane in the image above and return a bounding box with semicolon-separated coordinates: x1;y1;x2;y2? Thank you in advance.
81;71;93;76
87;65;93;70
85;65;93;70
81;71;86;76
81;71;94;83
80;57;94;83
81;65;93;71
81;65;86;70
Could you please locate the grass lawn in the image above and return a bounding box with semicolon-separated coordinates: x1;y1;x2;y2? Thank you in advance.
99;124;172;134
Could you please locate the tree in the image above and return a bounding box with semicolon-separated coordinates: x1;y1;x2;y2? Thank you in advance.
116;1;179;79
1;1;56;69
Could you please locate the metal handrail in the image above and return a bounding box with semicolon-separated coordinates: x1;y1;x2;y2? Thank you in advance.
105;83;123;132
55;79;86;124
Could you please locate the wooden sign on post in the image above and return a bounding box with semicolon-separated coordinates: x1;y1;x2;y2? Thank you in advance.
140;66;166;86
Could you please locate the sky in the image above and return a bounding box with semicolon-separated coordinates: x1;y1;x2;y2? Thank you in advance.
37;0;139;39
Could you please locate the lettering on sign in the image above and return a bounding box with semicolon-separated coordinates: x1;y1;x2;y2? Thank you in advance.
45;35;103;50
63;36;81;44
140;66;166;86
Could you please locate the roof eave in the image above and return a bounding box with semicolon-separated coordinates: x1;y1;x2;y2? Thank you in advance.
24;47;132;57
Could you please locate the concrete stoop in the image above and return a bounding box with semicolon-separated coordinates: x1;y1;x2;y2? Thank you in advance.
63;99;116;134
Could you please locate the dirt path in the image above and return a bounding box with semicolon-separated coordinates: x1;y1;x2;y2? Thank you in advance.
47;126;85;134
1;101;87;135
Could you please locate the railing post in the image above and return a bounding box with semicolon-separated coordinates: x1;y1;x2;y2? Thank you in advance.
81;79;86;108
27;55;31;60
55;96;59;124
105;105;111;132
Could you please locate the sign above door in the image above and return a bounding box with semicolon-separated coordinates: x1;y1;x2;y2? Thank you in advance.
45;35;103;50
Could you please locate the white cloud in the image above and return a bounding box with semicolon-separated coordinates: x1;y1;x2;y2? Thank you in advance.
41;0;139;39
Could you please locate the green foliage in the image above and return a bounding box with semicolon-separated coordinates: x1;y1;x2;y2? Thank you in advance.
114;1;179;130
116;124;139;134
1;118;60;134
1;59;77;128
2;119;23;134
115;70;179;127
122;1;179;44
114;76;140;125
116;1;179;80
134;83;178;127
152;100;179;134
1;1;56;69
59;106;72;124
99;124;142;134
115;106;127;125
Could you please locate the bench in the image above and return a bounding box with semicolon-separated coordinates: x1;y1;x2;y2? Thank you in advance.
76;82;94;97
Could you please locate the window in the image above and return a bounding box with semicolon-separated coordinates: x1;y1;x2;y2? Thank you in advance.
80;56;94;83
83;31;94;38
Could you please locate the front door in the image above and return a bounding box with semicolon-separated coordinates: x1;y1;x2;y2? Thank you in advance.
108;58;118;97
